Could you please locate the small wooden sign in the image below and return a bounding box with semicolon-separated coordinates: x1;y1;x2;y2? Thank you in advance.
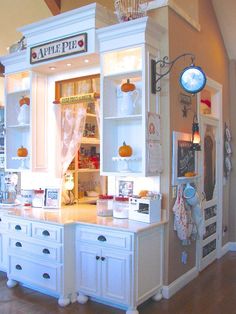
30;33;87;64
60;92;99;105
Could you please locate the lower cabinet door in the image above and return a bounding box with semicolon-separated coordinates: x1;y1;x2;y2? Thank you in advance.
8;255;61;293
101;248;132;305
77;244;100;296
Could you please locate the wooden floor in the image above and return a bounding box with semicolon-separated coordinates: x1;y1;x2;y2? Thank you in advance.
1;252;236;314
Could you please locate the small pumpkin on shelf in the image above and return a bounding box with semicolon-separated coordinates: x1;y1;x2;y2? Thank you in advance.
17;146;28;157
118;142;133;157
19;96;30;106
121;79;135;92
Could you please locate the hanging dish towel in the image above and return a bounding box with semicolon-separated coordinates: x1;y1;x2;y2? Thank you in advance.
173;185;189;243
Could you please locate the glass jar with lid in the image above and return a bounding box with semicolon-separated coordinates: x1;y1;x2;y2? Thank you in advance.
113;196;129;218
96;195;114;217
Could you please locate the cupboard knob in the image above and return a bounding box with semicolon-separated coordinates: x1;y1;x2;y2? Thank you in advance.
101;257;105;261
15;242;22;247
15;225;22;231
42;230;50;236
43;273;50;279
15;264;22;270
96;256;100;260
0;218;2;222
97;235;106;242
42;248;50;254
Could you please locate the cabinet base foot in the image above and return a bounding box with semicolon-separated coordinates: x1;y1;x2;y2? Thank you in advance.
70;292;77;303
7;279;18;288
58;297;70;307
77;293;89;304
152;289;163;302
126;308;139;314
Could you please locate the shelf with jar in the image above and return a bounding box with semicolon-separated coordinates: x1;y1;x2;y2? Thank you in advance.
2;67;48;172
98;17;163;177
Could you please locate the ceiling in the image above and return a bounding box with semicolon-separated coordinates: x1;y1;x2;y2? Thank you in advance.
0;1;235;60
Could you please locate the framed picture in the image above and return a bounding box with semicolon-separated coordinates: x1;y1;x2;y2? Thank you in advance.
172;131;196;185
118;180;134;197
44;188;61;209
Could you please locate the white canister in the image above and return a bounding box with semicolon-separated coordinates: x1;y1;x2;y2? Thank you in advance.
21;189;33;206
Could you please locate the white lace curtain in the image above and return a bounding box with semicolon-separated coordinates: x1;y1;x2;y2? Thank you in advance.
61;103;87;175
61;100;100;175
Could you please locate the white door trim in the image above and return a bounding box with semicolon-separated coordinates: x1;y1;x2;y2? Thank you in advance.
196;77;223;271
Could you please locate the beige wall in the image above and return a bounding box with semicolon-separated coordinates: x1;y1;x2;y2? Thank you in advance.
61;0;114;12
167;0;230;283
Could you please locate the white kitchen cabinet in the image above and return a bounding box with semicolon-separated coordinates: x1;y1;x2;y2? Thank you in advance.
0;211;7;271
5;217;76;307
97;17;163;177
76;224;163;314
1;52;48;172
77;243;131;305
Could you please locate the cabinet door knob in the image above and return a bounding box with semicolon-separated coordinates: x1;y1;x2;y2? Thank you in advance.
42;248;50;254
96;255;100;260
15;225;22;231
42;230;50;236
101;257;106;261
0;218;2;222
15;242;22;247
15;264;22;270
43;273;50;279
97;235;106;242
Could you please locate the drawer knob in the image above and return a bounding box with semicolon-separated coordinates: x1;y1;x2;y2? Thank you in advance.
101;257;106;261
15;225;22;231
96;255;100;260
42;248;50;254
15;264;22;270
42;230;50;236
97;235;106;242
15;242;22;247
0;218;2;222
43;273;50;279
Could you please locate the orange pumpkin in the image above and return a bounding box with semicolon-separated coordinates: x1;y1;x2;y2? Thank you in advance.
121;79;135;92
119;142;133;157
17;146;28;157
19;96;30;106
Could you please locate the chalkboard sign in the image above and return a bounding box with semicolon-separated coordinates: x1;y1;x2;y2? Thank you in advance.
172;131;196;185
177;140;195;177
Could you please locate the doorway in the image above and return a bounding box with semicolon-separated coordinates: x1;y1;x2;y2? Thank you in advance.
196;78;223;271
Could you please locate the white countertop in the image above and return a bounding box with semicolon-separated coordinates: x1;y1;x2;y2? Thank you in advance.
0;204;167;233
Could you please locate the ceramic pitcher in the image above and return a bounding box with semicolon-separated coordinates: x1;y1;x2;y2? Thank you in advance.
120;89;139;116
17;104;29;125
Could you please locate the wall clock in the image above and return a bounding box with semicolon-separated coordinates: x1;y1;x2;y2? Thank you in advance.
179;66;207;94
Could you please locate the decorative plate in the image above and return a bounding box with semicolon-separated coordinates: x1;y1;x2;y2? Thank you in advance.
225;141;232;154
225;156;232;172
225;126;231;141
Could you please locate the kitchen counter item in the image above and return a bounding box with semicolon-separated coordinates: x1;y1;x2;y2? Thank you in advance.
32;189;44;208
113;196;129;218
96;195;113;217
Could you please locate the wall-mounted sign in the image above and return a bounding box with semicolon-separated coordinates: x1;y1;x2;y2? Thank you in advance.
60;92;98;105
30;33;87;64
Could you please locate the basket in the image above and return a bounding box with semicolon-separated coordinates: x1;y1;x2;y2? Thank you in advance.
114;0;149;22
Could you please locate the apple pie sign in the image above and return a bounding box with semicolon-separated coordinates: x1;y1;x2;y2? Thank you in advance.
30;33;87;64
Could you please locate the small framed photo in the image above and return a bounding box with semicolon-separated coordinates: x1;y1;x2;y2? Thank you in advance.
118;180;134;197
44;188;61;209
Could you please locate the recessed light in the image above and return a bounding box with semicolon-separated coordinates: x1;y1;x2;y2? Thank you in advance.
84;59;89;63
67;63;72;67
49;66;56;70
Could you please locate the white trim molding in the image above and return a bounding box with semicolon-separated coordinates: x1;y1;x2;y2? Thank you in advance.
148;0;201;31
162;267;198;299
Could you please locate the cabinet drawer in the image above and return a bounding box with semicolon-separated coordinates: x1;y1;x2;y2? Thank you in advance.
0;213;7;230
8;255;61;293
7;218;31;236
9;237;62;263
32;222;62;243
77;226;132;250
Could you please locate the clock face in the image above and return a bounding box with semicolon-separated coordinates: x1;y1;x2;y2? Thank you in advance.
179;66;206;94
